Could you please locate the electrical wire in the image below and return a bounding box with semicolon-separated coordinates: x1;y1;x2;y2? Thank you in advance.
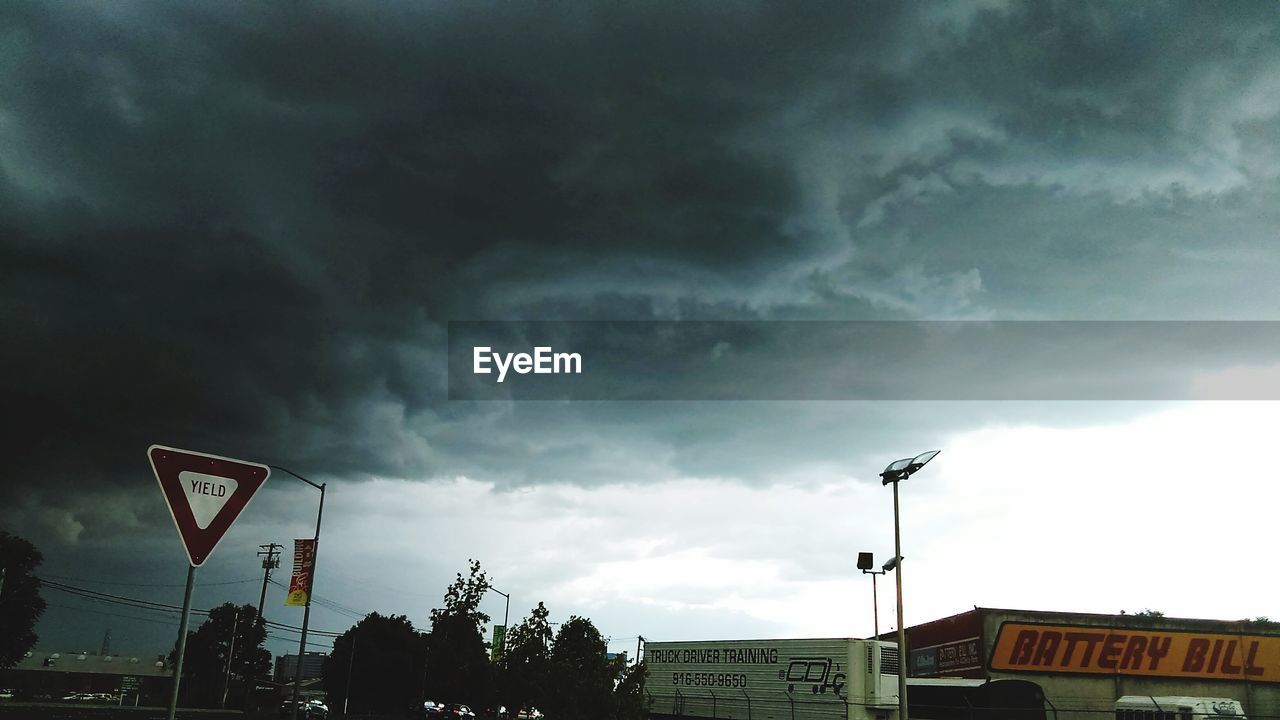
44;601;202;629
38;577;343;637
266;577;367;620
40;573;260;588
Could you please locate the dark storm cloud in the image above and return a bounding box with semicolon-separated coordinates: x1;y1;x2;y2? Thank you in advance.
1;1;890;506
4;0;1280;544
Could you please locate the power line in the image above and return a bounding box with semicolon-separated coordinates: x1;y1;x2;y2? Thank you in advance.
266;577;367;620
39;578;343;637
41;573;259;588
45;602;201;629
41;580;210;615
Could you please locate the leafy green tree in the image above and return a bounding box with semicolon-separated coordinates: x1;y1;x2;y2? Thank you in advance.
426;560;495;705
432;559;492;629
0;531;47;668
168;603;270;708
544;616;616;720
500;602;554;715
323;612;428;715
614;661;648;720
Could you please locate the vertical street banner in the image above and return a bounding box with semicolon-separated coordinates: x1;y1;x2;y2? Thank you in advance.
285;539;316;607
491;625;506;661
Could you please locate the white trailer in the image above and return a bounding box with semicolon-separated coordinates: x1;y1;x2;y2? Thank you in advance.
1115;696;1247;720
645;638;902;720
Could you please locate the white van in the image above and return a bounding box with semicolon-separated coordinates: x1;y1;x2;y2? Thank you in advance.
1116;696;1247;720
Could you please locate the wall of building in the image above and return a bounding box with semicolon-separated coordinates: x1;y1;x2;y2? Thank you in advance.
0;649;171;704
273;652;326;683
906;610;985;680
904;608;1280;720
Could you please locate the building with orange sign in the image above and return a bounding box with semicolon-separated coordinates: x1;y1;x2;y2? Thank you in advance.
901;608;1280;720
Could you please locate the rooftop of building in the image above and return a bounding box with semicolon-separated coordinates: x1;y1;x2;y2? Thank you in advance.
7;649;171;677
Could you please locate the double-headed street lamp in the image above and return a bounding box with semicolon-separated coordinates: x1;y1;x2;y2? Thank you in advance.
879;449;940;720
270;465;326;720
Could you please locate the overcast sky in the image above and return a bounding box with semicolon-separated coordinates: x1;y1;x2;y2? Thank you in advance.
4;1;1280;663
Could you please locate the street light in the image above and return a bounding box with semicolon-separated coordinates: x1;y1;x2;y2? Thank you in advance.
858;552;890;703
270;465;326;720
487;585;511;661
856;552;885;641
879;450;939;720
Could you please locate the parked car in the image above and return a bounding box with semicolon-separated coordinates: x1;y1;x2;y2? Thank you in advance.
443;704;476;720
422;700;446;719
0;688;16;700
516;708;543;720
280;699;330;720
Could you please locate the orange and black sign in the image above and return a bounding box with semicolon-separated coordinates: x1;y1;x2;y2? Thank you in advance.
990;622;1280;683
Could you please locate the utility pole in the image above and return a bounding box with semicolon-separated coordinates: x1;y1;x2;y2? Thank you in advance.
222;608;241;709
344;635;357;716
244;544;280;714
257;543;283;621
636;636;643;667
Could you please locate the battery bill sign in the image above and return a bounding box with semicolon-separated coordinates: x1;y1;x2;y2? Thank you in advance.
285;539;316;607
990;622;1280;682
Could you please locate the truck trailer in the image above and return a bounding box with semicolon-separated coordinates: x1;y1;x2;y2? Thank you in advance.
645;639;1045;720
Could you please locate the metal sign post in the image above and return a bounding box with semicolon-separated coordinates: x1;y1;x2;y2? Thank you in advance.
166;565;196;720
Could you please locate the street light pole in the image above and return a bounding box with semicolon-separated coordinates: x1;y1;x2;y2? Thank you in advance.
858;552;896;702
856;552;885;640
879;450;940;720
487;586;511;660
871;571;879;638
271;465;326;720
891;480;907;720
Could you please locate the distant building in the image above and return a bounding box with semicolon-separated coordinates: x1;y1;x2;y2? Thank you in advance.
274;652;326;683
898;606;1280;719
0;648;171;703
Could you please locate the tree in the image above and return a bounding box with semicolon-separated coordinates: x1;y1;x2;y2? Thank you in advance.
323;612;428;715
500;602;554;715
0;531;47;668
614;661;648;720
544;616;616;720
431;558;492;629
168;603;270;708
426;560;495;706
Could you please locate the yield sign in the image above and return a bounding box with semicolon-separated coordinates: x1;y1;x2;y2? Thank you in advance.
148;445;270;567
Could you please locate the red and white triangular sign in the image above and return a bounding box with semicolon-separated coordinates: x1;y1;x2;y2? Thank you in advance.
148;445;270;567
